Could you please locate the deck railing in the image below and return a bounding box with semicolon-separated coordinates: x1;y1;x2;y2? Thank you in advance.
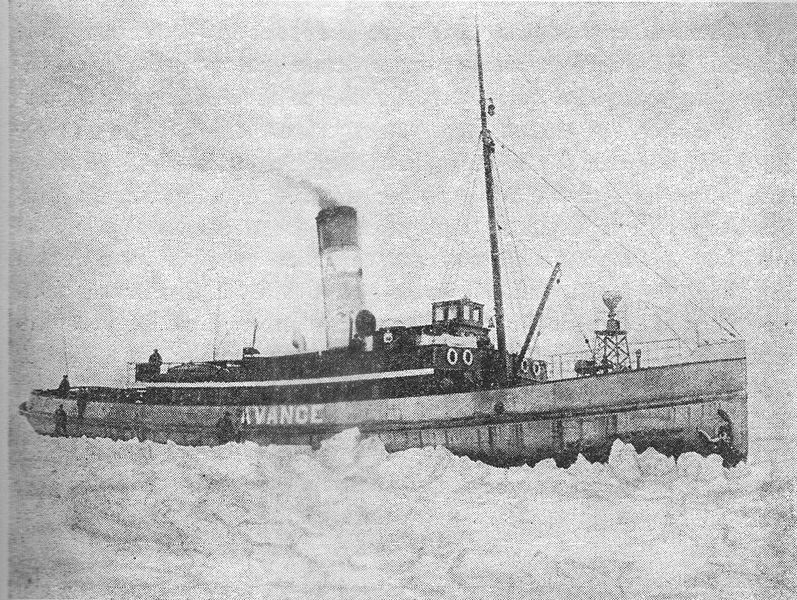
119;337;699;389
542;337;691;381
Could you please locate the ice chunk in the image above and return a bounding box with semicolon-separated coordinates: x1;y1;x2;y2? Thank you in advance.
608;439;642;482
677;452;725;481
637;446;676;477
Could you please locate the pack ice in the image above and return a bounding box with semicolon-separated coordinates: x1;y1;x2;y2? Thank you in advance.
9;414;796;600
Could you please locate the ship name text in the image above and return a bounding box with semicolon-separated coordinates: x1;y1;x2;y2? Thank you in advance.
241;404;324;426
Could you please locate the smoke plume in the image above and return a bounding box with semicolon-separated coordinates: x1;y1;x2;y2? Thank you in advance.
180;148;339;209
306;184;338;210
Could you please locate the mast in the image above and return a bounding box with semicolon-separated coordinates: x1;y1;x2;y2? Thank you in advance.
475;23;509;384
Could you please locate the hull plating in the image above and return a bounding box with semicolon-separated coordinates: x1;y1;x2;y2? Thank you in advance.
21;357;748;467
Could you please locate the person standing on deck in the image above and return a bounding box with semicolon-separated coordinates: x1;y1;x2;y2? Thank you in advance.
215;411;237;444
54;404;68;436
148;349;164;381
76;391;88;419
149;349;163;368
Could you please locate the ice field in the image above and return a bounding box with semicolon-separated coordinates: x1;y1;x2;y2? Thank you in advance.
8;409;796;600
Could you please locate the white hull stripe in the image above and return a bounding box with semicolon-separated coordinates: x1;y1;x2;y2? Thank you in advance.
139;368;435;389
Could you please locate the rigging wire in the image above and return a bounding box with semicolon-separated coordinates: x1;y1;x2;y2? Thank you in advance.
495;153;597;349
61;324;70;377
493;154;535;348
525;238;689;344
492;154;531;299
437;134;483;295
590;169;739;329
446;158;481;295
724;318;741;337
495;147;681;349
634;298;692;349
495;156;599;353
527;253;594;350
551;274;592;347
506;230;689;347
494;136;737;339
485;34;740;334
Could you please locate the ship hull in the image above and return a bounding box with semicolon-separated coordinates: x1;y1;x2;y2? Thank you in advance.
20;356;747;467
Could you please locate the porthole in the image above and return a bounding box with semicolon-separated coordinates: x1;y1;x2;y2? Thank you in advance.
446;348;459;365
462;349;474;366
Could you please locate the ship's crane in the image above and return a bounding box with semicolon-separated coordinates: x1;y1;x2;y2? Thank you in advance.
515;262;561;377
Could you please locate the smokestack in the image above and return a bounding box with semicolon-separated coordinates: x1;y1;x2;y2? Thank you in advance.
316;205;365;348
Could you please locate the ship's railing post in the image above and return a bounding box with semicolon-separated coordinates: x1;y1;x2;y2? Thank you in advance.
534;337;687;381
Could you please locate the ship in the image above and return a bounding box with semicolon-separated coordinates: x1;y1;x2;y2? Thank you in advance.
20;24;748;468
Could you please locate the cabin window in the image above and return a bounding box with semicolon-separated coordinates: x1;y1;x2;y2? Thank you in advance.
434;306;445;322
473;307;482;323
448;305;458;320
464;305;472;320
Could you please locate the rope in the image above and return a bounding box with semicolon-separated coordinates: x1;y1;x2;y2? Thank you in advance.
493;154;532;300
495;136;737;339
436;134;483;295
495;155;596;352
530;244;688;348
493;154;547;350
590;169;739;333
634;298;692;350
486;35;740;335
445;161;480;294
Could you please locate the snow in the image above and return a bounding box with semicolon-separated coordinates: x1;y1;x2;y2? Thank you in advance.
9;414;797;599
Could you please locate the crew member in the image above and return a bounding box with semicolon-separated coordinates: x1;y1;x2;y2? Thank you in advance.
215;411;237;445
57;375;70;396
697;408;737;467
149;349;163;367
54;404;68;437
348;335;365;352
77;391;88;419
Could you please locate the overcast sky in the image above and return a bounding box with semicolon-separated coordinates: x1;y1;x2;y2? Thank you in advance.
9;2;796;397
